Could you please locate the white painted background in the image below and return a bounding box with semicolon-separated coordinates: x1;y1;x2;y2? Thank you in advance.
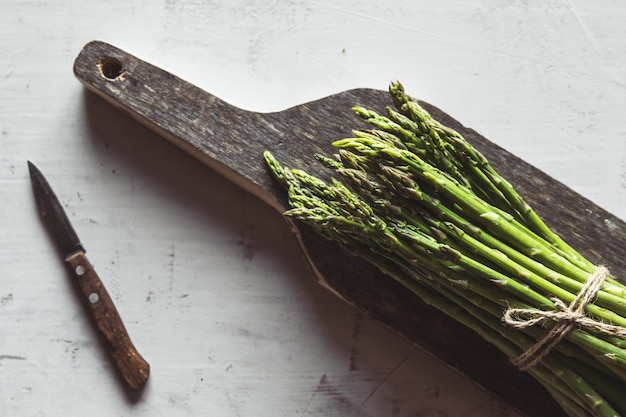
2;1;626;416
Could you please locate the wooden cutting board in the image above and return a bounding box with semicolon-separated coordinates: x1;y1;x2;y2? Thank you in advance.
73;40;626;417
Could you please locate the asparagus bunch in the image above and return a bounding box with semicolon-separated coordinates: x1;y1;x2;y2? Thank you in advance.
264;82;626;417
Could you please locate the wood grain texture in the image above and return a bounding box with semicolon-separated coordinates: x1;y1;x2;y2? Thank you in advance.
73;40;626;417
65;251;150;391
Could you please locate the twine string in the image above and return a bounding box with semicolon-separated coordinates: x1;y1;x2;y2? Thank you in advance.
503;266;626;371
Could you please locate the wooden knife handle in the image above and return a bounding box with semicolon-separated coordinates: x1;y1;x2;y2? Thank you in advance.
65;251;150;391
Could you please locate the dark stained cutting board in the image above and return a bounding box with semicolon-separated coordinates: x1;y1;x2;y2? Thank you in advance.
73;40;626;417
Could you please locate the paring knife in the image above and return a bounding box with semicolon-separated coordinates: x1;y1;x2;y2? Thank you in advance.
28;161;150;391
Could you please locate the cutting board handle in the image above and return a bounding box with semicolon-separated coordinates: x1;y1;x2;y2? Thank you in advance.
73;40;285;210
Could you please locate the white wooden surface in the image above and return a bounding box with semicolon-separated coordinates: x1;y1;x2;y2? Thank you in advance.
2;1;626;416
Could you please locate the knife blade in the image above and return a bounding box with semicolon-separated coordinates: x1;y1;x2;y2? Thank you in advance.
28;161;150;391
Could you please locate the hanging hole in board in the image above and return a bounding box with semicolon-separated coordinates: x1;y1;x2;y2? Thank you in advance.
99;56;124;80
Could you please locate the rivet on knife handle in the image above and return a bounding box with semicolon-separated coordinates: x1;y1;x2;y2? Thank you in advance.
28;161;150;391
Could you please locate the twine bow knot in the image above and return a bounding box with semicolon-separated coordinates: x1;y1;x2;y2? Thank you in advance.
503;266;626;370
